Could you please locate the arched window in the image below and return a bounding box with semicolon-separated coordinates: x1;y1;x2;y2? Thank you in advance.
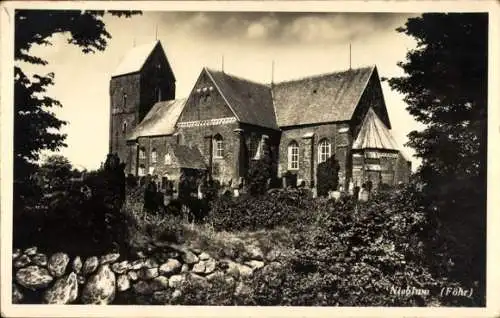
213;134;224;158
151;148;157;163
318;139;331;163
288;141;299;170
164;153;172;165
138;164;146;176
122;121;127;134
122;93;127;107
139;147;146;160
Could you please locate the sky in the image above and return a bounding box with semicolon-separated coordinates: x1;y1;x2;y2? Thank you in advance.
20;11;424;171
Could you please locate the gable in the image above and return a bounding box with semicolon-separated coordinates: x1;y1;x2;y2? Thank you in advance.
111;40;175;80
206;68;278;130
177;69;236;123
352;67;391;130
272;66;374;127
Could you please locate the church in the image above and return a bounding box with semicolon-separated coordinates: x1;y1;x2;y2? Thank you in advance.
109;40;411;192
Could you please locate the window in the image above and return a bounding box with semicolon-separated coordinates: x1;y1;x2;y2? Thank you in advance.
139;147;146;160
151;148;157;163
122;121;127;134
164;153;172;165
156;87;162;102
138;165;146;176
318;139;331;163
248;135;259;159
122;93;127;108
288;141;299;170
213;134;224;158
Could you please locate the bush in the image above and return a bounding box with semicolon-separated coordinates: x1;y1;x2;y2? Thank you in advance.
207;188;315;232
246;140;273;195
316;156;340;196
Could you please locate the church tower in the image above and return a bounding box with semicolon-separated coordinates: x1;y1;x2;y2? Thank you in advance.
109;40;176;164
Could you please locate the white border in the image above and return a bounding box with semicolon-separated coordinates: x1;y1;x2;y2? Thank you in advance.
1;1;499;317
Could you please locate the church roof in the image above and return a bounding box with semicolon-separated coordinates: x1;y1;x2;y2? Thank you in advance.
170;145;207;170
272;66;375;127
112;40;161;77
352;107;399;151
127;98;186;140
205;68;278;130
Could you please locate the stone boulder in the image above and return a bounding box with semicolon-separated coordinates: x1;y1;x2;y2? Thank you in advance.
138;267;159;280
191;262;205;274
32;253;48;267
182;251;199;265
14;255;31;268
199;252;211;261
128;270;138;281
168;274;186;289
48;252;70;277
81;265;116;304
100;253;120;265
24;246;38;256
245;260;265;270
204;259;217;274
12;284;23;304
111;261;129;274
72;256;83;274
43;272;78;304
15;265;53;290
13;248;21;260
116;274;130;292
159;259;182;276
82;256;99;275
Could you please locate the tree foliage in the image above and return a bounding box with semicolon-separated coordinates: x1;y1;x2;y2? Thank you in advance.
316;156;340;196
387;13;487;295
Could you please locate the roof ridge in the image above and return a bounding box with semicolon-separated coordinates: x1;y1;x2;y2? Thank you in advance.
204;67;270;88
272;65;375;86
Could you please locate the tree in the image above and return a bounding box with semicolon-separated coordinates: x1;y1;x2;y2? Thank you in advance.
387;13;487;303
14;10;141;208
38;155;73;191
247;140;274;195
316;156;340;197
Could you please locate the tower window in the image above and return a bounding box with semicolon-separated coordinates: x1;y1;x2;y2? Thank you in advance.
123;93;127;107
288;141;299;170
122;121;127;134
318;139;332;163
156;87;162;102
213;134;224;158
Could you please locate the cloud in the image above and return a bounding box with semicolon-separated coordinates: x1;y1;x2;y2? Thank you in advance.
156;12;415;46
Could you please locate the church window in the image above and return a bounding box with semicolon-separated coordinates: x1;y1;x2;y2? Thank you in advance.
151;148;157;163
139;147;146;160
123;93;127;107
122;121;127;134
138;164;146;176
213;134;224;158
318;139;331;163
164;153;172;165
288;141;299;170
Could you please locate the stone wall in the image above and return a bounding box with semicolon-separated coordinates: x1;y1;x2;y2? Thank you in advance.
12;244;278;305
